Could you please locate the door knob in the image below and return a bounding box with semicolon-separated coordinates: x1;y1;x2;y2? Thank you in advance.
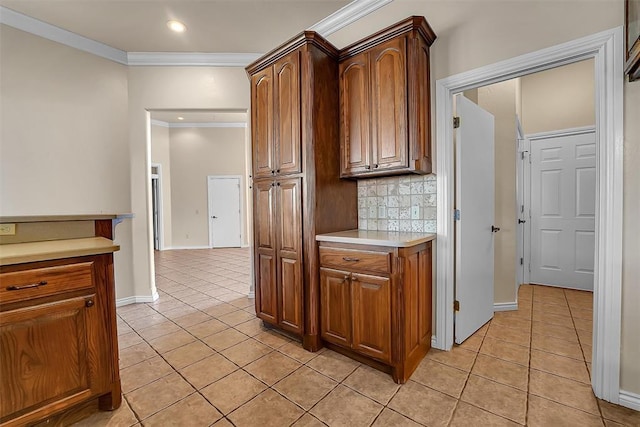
491;225;500;232
518;219;526;224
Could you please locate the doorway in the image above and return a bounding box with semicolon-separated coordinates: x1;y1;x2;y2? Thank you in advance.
435;28;624;402
207;175;243;248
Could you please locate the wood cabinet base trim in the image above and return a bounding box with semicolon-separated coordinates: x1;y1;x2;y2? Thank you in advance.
323;341;392;375
1;390;93;427
97;381;122;411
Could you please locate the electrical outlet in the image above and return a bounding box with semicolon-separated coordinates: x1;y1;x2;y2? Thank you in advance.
0;224;16;235
411;206;420;220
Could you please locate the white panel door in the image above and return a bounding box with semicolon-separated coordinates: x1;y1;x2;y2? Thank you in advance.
455;95;496;344
530;131;595;290
208;176;242;248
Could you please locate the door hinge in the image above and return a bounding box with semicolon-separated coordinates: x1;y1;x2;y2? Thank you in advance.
454;209;460;221
520;257;524;265
453;116;460;129
454;300;460;311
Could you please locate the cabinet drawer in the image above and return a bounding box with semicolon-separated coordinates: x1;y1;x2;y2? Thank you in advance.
319;247;391;274
0;262;94;305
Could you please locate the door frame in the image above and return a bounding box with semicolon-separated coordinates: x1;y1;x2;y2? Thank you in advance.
515;116;527;290
435;27;624;403
207;175;244;248
522;126;597;289
150;163;164;251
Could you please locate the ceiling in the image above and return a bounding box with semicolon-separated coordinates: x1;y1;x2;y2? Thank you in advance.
151;110;247;124
0;0;351;53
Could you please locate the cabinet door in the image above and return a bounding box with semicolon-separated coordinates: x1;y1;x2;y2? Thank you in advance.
319;268;352;347
403;245;432;356
351;273;391;362
370;37;407;171
0;296;97;420
274;53;301;176
408;35;432;173
251;68;275;179
340;53;371;176
253;181;277;324
276;178;303;333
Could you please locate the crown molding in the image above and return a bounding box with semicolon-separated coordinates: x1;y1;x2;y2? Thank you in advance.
127;52;262;67
0;6;128;64
1;0;392;66
151;119;246;128
309;0;393;36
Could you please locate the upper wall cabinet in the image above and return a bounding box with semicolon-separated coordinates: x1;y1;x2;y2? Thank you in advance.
251;51;302;178
339;16;437;178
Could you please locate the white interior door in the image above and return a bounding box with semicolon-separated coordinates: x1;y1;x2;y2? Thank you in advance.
529;130;596;291
455;95;496;344
208;176;242;248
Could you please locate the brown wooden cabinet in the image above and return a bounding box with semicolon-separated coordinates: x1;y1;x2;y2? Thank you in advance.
318;239;433;383
0;254;121;426
339;16;436;178
247;32;358;350
251;52;301;179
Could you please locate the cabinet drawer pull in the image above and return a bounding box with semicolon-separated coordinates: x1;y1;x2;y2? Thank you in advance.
342;257;360;262
6;281;48;291
85;299;95;308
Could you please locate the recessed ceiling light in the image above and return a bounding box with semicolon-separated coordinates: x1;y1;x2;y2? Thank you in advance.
177;116;184;121
167;20;186;33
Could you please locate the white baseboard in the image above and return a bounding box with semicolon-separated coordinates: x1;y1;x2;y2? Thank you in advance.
165;245;211;250
619;390;640;411
116;292;159;307
494;302;518;312
247;291;255;299
431;335;438;348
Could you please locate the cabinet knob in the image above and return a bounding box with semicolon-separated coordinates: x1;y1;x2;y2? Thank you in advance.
271;170;275;175
365;165;371;170
276;169;280;173
85;299;95;308
277;182;281;186
374;164;379;169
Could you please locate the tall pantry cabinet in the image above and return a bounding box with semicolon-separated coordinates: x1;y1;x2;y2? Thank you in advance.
246;32;357;350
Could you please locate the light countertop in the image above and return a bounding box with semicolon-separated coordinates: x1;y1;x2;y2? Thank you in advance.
316;229;436;247
0;214;133;223
0;237;120;266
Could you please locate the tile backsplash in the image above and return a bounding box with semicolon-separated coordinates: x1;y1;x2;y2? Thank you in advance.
357;175;437;233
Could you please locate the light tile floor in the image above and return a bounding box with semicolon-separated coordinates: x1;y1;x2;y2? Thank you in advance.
74;248;639;427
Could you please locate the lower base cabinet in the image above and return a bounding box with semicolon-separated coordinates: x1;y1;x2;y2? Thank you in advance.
0;255;121;426
318;240;432;383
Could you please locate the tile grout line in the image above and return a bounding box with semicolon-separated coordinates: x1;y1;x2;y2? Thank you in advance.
564;288;605;423
525;286;535;426
445;319;488;427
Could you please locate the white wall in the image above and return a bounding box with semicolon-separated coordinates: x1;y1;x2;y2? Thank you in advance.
168;126;247;248
521;59;595;135
0;25;134;299
127;67;250;300
476;80;519;304
150;124;172;249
